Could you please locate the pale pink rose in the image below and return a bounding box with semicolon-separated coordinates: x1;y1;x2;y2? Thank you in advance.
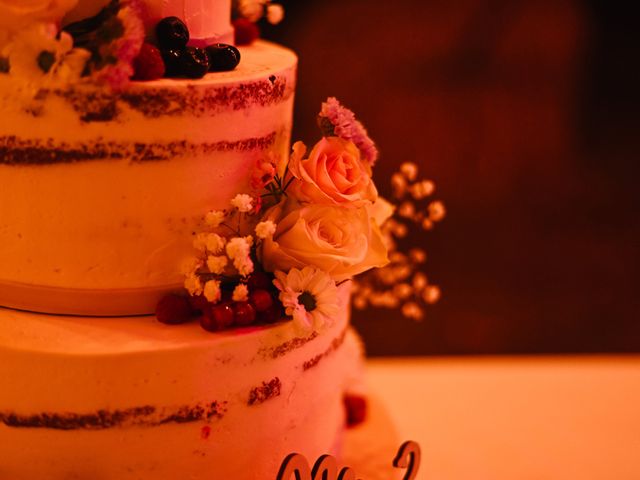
367;196;395;227
288;138;378;207
0;0;77;30
259;200;388;282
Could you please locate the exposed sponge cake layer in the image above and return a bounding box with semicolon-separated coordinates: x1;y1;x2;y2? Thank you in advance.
0;283;364;480
0;42;297;315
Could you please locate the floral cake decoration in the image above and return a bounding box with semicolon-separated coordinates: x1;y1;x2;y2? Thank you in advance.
0;0;249;89
157;98;445;332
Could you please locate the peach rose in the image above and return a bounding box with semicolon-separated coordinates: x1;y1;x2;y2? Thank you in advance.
288;137;378;207
259;201;389;282
0;0;78;31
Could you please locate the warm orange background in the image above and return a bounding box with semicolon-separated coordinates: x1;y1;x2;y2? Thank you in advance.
266;0;639;354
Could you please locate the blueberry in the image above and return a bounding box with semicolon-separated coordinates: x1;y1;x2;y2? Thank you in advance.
181;47;210;78
156;16;189;50
161;48;184;77
205;44;241;72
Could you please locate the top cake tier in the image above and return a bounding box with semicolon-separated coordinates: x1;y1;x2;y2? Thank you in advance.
64;0;234;45
0;41;297;316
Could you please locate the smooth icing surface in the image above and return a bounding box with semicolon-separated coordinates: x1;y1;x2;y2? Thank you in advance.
0;283;364;480
64;0;234;45
0;41;297;315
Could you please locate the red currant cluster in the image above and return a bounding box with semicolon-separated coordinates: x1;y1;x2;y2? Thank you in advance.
156;271;284;332
133;16;240;81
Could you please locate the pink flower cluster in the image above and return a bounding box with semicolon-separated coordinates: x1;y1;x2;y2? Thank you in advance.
319;97;379;166
97;0;145;90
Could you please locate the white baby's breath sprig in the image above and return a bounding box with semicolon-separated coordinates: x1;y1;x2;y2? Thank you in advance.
226;236;254;277
205;210;225;228
230;193;254;213
255;220;276;239
232;283;249;302
206;255;228;275
184;273;203;296
351;160;443;320
203;279;222;303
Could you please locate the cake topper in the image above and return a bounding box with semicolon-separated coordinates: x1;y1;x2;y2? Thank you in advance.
276;441;421;480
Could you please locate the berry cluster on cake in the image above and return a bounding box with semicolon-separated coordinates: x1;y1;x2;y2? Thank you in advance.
0;1;442;479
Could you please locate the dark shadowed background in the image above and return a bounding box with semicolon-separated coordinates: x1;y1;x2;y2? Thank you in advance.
264;0;640;355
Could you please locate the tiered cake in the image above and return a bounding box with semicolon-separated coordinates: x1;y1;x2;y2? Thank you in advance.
0;1;385;478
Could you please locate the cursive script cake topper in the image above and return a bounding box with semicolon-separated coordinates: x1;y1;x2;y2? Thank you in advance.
276;440;421;480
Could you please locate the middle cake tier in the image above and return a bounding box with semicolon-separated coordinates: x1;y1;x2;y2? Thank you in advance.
0;41;297;315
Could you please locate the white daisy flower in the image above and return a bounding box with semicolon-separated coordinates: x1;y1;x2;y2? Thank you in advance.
273;267;339;332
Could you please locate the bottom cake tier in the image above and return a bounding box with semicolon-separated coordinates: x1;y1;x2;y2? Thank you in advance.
0;283;363;479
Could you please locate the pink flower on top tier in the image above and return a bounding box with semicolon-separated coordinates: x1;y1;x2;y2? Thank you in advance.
318;97;379;166
288;138;378;207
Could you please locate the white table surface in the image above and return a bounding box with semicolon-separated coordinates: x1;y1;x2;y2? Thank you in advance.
362;355;640;480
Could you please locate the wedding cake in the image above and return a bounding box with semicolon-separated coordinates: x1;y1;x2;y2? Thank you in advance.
0;1;394;478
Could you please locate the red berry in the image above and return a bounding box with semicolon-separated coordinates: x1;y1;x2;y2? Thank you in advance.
156;294;193;324
249;289;273;312
188;294;209;314
200;303;234;332
133;43;165;80
344;394;367;427
232;301;256;326
233;18;259;46
247;271;272;291
257;301;283;324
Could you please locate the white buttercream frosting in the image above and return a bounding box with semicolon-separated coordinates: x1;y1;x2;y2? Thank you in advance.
64;0;234;44
0;41;297;315
0;283;363;480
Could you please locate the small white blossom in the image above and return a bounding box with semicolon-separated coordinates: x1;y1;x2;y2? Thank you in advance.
393;283;413;299
205;233;226;254
205;210;225;228
409;180;435;199
428;201;446;222
230;193;254;213
391;172;407;198
184;273;203;296
422;285;441;304
192;232;209;251
400;162;418;181
402;301;424;320
255;220;277;239
226;237;254;276
180;257;201;275
398;201;415;218
266;3;284;24
232;284;249;302
206;255;228;274
412;272;428;292
238;0;266;22
203;279;222;303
